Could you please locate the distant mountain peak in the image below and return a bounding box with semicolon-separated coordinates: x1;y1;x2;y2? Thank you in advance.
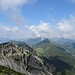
42;38;50;42
36;38;50;45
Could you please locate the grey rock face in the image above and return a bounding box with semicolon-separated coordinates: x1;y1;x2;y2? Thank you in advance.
0;43;61;75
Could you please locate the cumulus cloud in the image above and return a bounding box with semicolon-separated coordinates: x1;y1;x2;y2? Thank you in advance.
0;0;37;25
57;15;75;39
0;15;75;40
0;23;37;39
0;23;20;39
27;21;58;38
27;15;75;39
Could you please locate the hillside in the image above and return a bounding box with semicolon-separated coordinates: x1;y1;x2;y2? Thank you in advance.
0;65;26;75
63;43;75;57
33;39;75;75
51;38;75;45
0;42;63;75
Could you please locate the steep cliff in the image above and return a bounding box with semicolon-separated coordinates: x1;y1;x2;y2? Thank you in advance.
0;43;62;75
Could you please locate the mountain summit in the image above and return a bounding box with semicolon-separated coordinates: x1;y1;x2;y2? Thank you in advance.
0;42;62;75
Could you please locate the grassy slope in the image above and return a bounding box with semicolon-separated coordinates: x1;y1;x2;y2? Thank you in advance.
63;43;75;57
0;65;26;75
34;41;75;75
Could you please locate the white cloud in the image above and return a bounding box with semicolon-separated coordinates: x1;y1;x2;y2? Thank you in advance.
0;0;31;11
27;15;75;39
57;15;75;39
0;0;37;25
0;15;75;40
0;23;20;39
67;0;75;3
0;23;37;39
0;23;19;32
0;23;10;31
27;21;58;38
57;19;73;33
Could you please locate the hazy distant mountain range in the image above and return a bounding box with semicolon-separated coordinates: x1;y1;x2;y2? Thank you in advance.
1;37;75;44
0;38;75;75
0;37;10;43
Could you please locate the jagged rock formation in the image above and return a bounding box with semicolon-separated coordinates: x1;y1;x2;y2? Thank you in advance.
0;43;61;75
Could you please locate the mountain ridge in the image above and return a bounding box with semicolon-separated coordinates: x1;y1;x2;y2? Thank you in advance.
0;42;62;75
33;39;75;75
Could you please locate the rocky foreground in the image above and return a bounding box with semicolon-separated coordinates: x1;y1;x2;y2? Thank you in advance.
0;43;62;75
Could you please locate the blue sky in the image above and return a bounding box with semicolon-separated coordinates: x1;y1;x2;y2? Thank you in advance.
22;0;75;25
0;0;75;39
